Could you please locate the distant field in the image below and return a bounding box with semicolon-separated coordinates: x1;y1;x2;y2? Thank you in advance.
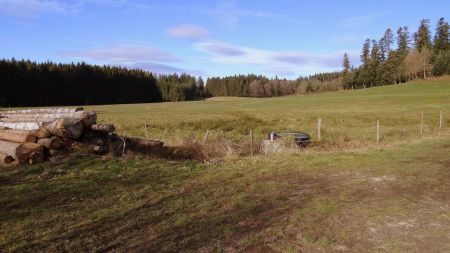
2;79;450;252
88;79;450;148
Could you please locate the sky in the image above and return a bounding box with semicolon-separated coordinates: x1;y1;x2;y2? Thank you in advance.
1;0;449;79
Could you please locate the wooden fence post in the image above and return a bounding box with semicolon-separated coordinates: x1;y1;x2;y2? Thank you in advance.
440;111;443;130
144;124;148;139
420;112;424;134
250;130;254;156
161;128;167;140
317;117;322;141
202;130;209;144
376;120;380;144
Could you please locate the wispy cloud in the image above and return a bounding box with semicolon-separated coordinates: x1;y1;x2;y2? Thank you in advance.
339;11;391;28
0;0;75;18
196;41;246;56
197;0;289;30
195;41;360;77
166;24;209;39
124;62;205;76
58;44;180;63
0;0;154;18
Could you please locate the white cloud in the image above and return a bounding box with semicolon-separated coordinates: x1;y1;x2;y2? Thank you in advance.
58;44;180;63
124;62;205;76
195;41;360;76
198;0;289;30
166;24;209;39
0;0;155;18
0;0;75;18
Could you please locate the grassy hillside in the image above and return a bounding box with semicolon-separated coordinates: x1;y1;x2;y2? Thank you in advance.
1;79;450;252
89;79;450;147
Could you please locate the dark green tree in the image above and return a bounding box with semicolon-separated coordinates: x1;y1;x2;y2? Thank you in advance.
414;19;432;52
433;17;449;53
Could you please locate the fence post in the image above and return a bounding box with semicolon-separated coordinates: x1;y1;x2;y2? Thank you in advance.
420;112;424;134
161;128;167;140
440;111;443;130
202;130;210;144
250;130;254;156
317;117;322;141
144;124;148;139
376;120;380;144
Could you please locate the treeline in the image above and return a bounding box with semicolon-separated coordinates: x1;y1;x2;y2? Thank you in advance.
0;59;204;107
343;17;450;88
158;74;205;102
206;72;342;98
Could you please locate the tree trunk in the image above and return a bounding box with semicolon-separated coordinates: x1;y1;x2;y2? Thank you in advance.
43;118;84;139
91;124;115;133
34;127;51;139
1;107;83;114
0;152;15;165
37;136;63;150
0;141;44;164
0;111;96;127
0;122;40;130
0;129;37;143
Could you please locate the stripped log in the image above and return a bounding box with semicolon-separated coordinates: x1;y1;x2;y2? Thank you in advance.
34;127;51;139
0;122;40;130
43;118;83;139
0;152;15;165
0;141;43;164
80;111;97;128
0;129;37;143
37;136;63;150
91;124;115;133
1;107;83;114
0;111;96;126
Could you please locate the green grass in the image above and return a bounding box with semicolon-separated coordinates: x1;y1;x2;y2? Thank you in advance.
87;79;450;146
1;79;450;252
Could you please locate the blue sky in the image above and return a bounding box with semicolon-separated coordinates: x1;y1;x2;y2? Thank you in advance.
1;0;449;78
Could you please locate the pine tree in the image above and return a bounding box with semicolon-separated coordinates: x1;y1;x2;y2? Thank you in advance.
397;26;410;55
342;53;351;89
414;19;432;52
361;39;371;65
369;40;380;86
433;17;450;53
379;28;394;62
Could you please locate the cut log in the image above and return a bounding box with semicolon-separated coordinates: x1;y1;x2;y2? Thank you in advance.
0;122;40;130
80;111;97;128
0;141;44;164
34;127;51;139
43;118;84;139
1;107;83;114
37;136;63;150
0;111;96;124
0;152;15;165
28;150;44;164
0;129;37;143
91;124;115;133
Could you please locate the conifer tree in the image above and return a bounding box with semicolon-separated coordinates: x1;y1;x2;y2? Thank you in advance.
433;17;449;53
414;19;432;52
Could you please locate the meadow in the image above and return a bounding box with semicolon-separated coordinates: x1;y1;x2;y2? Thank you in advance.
89;78;450;150
1;79;450;252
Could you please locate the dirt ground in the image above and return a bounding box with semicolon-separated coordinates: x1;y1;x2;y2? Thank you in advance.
1;139;450;252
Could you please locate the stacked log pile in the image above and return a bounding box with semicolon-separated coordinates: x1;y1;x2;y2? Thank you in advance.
0;108;165;166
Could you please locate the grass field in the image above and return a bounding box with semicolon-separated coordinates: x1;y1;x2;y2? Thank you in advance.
1;79;450;252
89;78;450;149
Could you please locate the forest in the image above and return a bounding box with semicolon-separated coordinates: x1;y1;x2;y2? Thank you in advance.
0;60;204;106
343;18;450;89
0;18;448;106
206;18;450;97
